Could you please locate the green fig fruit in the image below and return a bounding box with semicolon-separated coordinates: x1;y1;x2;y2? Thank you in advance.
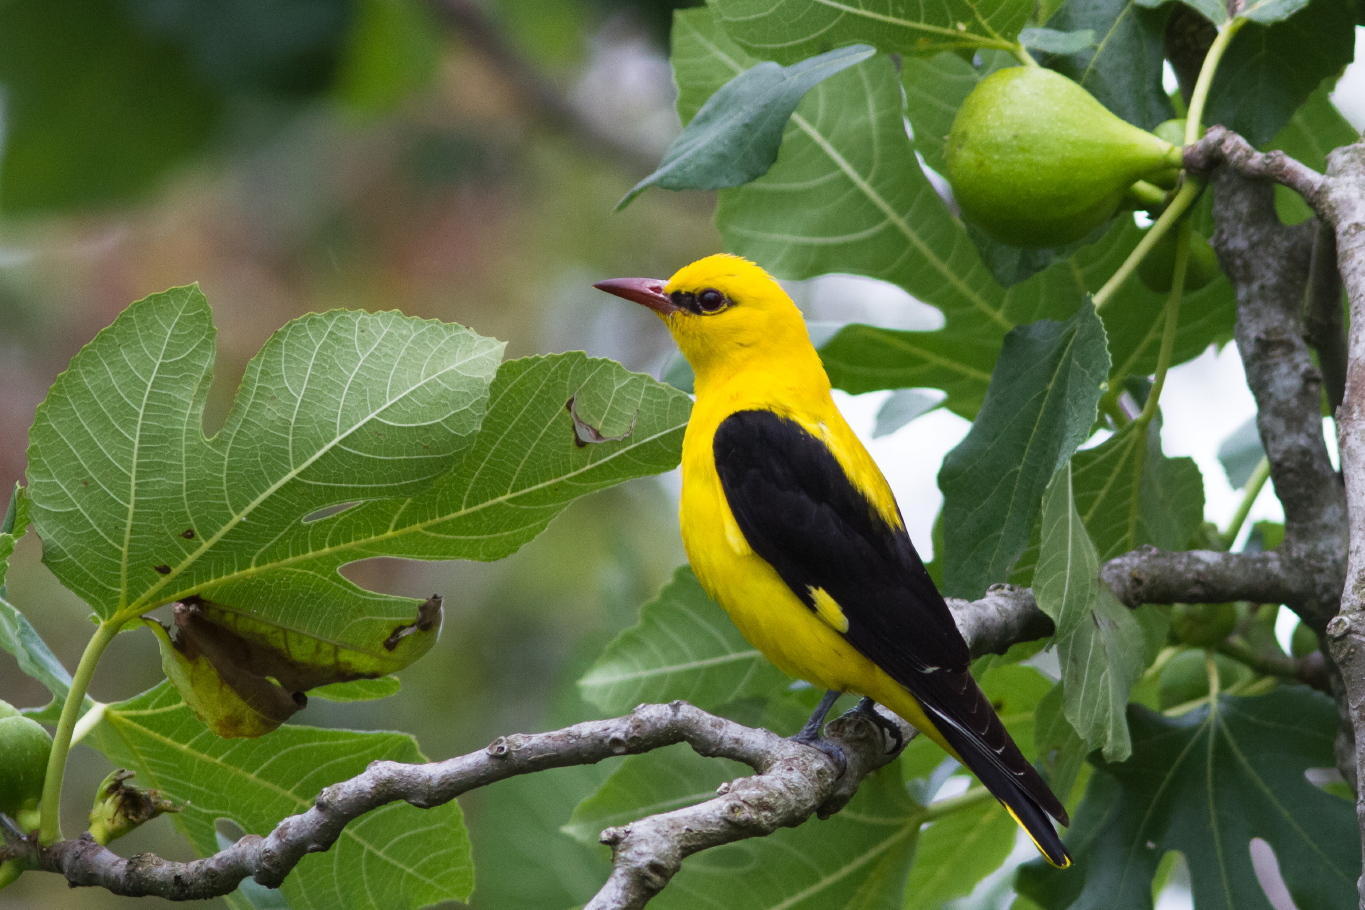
1137;227;1221;293
1170;601;1237;647
944;67;1182;248
0;708;51;818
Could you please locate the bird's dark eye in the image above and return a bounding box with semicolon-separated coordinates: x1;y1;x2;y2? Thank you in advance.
698;288;726;312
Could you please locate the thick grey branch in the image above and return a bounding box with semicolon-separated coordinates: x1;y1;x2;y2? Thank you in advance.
1319;136;1365;904
1102;546;1300;608
1208;165;1348;632
5;702;904;904
1186;126;1329;218
946;584;1052;655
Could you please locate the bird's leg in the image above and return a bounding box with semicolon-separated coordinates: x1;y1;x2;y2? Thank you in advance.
842;696;905;755
790;689;847;776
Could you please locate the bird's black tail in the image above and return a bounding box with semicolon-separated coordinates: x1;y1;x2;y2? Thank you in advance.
920;684;1072;868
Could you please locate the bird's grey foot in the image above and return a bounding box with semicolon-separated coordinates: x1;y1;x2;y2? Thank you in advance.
790;689;847;776
843;696;904;755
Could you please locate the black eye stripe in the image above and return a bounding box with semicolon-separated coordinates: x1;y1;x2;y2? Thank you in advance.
668;288;731;315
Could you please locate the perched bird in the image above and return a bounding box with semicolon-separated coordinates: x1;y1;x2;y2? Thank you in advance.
595;254;1070;866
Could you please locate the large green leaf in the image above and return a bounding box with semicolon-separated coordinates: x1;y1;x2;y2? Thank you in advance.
27;287;690;719
1203;0;1357;147
577;566;788;715
620;44;875;207
1017;689;1360;910
708;0;1032;62
939;303;1110;599
1074;417;1205;563
1033;683;1090;804
652;765;922;910
27;286;501;623
1045;0;1174;129
94;681;472;910
902;798;1017;909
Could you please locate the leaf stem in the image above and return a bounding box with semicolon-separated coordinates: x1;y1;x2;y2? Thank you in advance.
922;784;995;822
1135;220;1192;428
1093;180;1201;311
39;620;119;844
1223;456;1271;548
1184;17;1248;147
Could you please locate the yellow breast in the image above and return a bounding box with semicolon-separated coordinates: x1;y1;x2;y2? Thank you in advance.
677;371;902;693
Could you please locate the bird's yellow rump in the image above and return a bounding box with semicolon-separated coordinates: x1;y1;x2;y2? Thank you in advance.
595;254;1070;867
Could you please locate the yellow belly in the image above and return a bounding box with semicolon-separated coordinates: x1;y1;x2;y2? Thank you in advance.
678;410;952;754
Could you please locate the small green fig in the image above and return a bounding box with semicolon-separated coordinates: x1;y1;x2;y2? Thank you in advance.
1170;601;1237;647
1137;228;1221;294
0;703;51;818
944;67;1182;248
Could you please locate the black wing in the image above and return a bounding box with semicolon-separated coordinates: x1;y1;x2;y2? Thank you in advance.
713;410;1068;829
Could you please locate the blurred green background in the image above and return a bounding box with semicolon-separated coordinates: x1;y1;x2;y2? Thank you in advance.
0;1;718;906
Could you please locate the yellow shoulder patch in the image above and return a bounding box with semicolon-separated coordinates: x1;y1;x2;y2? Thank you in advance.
807;587;850;633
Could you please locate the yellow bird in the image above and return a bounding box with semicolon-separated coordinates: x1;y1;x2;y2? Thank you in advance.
595;253;1070;866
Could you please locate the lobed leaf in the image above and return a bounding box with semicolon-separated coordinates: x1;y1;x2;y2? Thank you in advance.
26;286;689;716
95;682;472;910
708;0;1033;63
938;303;1110;600
1018;689;1360;910
578;566;788;715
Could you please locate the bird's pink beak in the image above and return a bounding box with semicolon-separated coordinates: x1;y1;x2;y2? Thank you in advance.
593;277;680;315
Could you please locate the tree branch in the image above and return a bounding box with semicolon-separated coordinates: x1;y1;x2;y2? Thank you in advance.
1185;126;1329;219
1202;157;1347;632
0;535;1348;905
428;0;660;175
4;591;1049;905
1316;136;1365;902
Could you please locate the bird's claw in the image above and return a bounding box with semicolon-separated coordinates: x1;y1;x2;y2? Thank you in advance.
789;728;848;778
844;697;904;755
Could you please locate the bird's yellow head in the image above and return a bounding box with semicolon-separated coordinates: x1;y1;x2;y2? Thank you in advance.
594;254;818;388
